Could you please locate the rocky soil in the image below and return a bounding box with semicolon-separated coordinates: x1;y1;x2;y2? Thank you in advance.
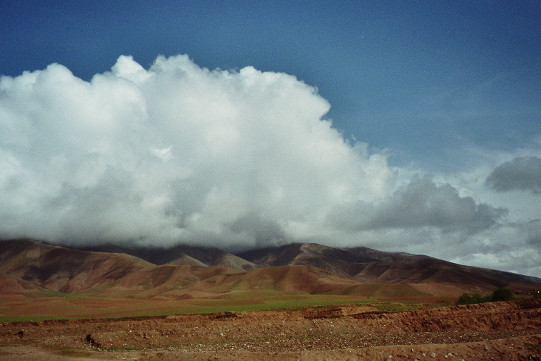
1;299;540;360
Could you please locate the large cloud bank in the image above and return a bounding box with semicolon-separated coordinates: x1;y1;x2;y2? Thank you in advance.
1;55;540;276
0;55;394;247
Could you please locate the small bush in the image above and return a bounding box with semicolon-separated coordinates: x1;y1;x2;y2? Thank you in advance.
456;288;514;305
491;288;515;301
457;293;486;305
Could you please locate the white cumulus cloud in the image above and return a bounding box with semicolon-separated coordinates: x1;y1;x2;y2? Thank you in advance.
1;54;540;277
0;54;394;247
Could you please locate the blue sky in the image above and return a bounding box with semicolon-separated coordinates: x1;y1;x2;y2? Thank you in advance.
2;1;540;168
1;1;541;276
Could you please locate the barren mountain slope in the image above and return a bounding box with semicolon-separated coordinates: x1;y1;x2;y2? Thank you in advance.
239;242;540;292
81;243;257;271
0;239;153;293
238;243;369;276
2;239;540;298
0;240;363;298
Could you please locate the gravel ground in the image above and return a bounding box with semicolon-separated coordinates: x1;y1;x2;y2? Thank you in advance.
1;299;540;360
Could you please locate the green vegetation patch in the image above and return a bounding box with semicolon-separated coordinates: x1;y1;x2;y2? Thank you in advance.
39;290;86;299
0;315;68;323
456;288;515;305
123;294;374;316
337;283;428;298
0;291;437;323
375;302;427;311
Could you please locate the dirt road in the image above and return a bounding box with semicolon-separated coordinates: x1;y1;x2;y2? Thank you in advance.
1;299;540;360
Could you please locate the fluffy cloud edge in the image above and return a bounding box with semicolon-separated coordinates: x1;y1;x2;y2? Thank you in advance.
0;54;540;277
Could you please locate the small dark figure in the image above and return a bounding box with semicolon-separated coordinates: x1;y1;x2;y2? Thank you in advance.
85;333;101;348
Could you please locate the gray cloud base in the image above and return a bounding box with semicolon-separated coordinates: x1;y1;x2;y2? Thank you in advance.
329;176;506;234
486;156;541;193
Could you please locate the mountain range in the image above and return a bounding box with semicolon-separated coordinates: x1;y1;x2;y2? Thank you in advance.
1;239;539;300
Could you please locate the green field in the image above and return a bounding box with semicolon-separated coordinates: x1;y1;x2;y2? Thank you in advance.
0;288;442;323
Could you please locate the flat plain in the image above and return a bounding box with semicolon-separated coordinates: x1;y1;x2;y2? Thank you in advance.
1;297;540;360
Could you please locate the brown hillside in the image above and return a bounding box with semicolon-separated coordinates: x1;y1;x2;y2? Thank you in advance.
1;239;540;299
81;243;257;271
0;239;153;293
240;242;540;293
197;264;358;294
239;243;367;276
109;264;233;299
352;258;535;292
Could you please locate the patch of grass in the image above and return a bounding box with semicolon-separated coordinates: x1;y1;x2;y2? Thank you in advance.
51;347;93;357
0;315;68;323
336;283;428;298
433;296;453;306
38;342;93;356
0;292;437;323
168;295;374;315
375;302;426;311
99;346;138;352
27;288;98;300
39;290;86;299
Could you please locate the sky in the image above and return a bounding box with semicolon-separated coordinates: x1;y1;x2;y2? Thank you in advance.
0;1;540;277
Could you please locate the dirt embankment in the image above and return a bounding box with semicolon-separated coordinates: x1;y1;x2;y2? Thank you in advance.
0;299;540;360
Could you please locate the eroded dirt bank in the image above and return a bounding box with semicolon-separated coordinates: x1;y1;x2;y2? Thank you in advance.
1;299;540;360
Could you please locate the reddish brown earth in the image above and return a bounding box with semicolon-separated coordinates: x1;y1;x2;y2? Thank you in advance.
2;240;540;302
1;299;539;360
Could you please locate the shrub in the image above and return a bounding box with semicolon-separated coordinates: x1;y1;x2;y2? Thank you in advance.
457;293;485;305
491;288;515;301
456;288;514;305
